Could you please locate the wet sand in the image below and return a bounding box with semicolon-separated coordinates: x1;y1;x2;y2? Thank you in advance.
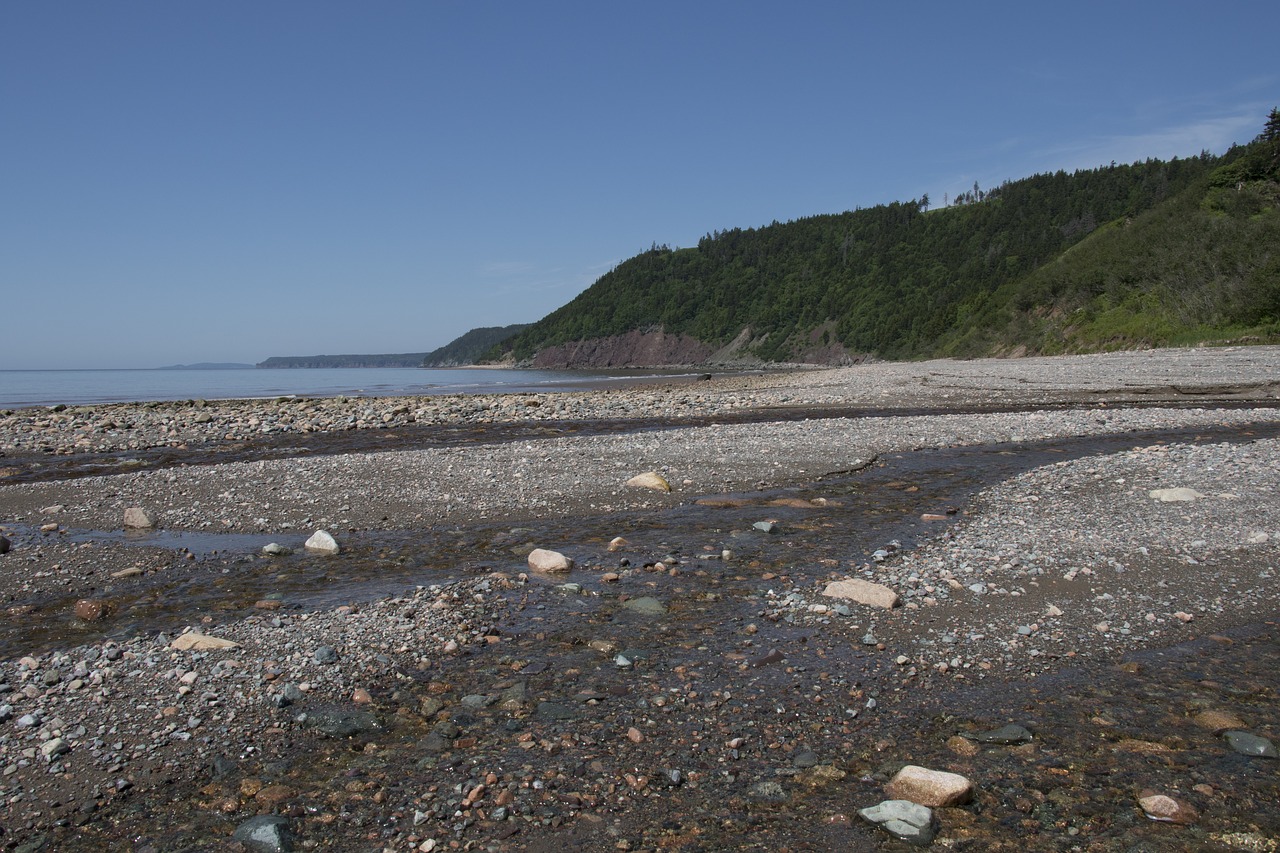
0;346;1278;851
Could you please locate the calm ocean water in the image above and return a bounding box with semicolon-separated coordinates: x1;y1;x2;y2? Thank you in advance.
0;367;662;409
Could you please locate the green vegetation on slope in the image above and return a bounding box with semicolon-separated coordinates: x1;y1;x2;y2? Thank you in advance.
492;115;1280;364
940;131;1280;355
256;353;429;368
421;324;530;367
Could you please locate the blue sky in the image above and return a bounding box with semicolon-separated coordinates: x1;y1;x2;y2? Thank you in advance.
2;2;1276;369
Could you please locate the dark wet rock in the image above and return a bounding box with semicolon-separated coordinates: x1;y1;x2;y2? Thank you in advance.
0;534;9;554
750;648;785;667
73;598;109;622
12;834;49;853
792;749;820;768
232;815;298;852
273;683;304;708
210;756;238;778
461;693;495;709
621;596;666;616
859;799;938;846
422;720;460;752
313;645;339;665
300;708;380;738
536;701;579;721
498;680;530;711
963;724;1033;744
1223;730;1278;758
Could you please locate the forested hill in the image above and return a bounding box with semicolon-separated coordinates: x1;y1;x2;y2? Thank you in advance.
257;353;428;368
489;121;1280;367
421;324;530;367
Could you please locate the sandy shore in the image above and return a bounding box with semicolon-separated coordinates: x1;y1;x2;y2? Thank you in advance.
0;347;1278;851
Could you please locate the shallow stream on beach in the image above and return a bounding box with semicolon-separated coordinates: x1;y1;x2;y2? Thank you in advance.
8;422;1280;660
7;422;1280;851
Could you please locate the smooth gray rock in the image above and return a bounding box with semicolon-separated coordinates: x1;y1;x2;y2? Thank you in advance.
963;724;1033;744
622;596;666;616
859;799;937;846
1224;730;1278;758
40;737;70;759
303;529;339;554
313;645;339;665
232;815;297;852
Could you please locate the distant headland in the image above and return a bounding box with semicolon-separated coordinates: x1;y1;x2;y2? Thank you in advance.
157;362;255;370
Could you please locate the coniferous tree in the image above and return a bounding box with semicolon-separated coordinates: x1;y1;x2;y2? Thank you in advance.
1261;107;1280;143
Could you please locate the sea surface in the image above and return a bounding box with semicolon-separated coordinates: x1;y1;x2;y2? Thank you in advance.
0;366;669;409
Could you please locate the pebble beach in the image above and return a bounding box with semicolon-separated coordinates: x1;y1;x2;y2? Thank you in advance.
1;347;1278;851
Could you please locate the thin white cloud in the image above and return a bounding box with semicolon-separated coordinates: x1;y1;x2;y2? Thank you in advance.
1045;108;1265;172
932;101;1273;208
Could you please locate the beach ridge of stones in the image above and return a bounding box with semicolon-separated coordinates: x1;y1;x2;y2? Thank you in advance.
3;407;1278;539
770;437;1280;680
0;345;1275;460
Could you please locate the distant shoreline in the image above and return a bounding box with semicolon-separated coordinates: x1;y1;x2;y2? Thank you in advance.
0;365;726;410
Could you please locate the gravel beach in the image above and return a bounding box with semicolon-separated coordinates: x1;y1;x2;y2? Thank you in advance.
1;347;1278;851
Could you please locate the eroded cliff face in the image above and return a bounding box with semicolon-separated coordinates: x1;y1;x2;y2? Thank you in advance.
527;327;860;368
529;330;715;368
